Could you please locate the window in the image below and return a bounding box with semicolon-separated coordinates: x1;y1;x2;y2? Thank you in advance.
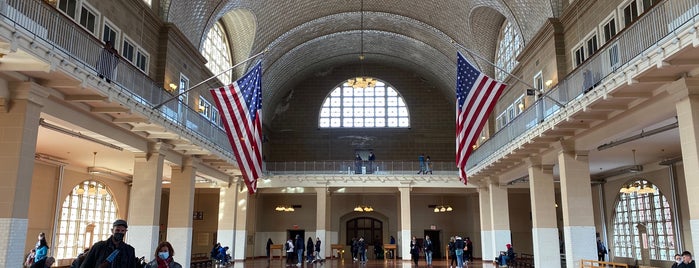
136;49;149;72
496;110;507;130
573;45;585;67
346;217;382;246
601;15;618;43
122;37;135;63
57;0;78;19
586;34;599;57
319;80;409;128
202;22;233;85
495;21;523;81
78;3;99;36
621;0;640;28
612;180;675;261
102;19;120;48
55;180;117;260
641;0;661;12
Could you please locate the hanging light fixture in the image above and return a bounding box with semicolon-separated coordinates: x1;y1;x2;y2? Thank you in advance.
346;0;377;89
433;195;453;213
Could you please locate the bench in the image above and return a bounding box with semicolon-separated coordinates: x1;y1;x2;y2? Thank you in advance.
191;252;213;267
512;253;534;267
581;259;629;268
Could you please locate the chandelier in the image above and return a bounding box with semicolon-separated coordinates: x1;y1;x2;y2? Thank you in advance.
433;205;453;213
619;181;656;195
346;0;376;89
275;205;295;212
354;205;374;212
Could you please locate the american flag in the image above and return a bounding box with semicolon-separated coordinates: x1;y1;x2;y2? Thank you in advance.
210;62;263;194
455;53;506;185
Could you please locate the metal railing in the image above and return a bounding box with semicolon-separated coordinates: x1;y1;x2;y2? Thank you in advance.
1;0;233;155
265;161;457;175
467;0;699;170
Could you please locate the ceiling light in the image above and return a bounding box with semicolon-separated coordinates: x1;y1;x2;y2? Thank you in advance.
347;0;376;89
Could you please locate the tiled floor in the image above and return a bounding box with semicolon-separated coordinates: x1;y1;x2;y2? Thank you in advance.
221;258;500;268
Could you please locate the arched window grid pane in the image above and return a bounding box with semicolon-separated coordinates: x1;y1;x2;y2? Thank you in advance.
495;21;523;81
319;79;410;128
346;217;383;246
56;180;118;260
612;179;674;260
202;22;233;85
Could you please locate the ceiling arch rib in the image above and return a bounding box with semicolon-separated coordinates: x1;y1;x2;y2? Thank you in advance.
219;9;256;78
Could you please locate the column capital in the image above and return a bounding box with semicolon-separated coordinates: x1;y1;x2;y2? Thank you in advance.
665;77;699;101
1;82;50;111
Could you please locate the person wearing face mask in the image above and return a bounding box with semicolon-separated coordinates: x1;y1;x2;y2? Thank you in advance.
80;219;136;268
144;241;182;268
673;253;683;268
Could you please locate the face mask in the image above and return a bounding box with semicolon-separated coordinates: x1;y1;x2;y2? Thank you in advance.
113;233;125;241
677;260;683;264
158;252;169;260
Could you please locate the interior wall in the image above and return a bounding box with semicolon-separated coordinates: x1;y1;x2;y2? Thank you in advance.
508;191;534;255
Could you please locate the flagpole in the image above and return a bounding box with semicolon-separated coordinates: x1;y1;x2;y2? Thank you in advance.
451;40;565;108
152;49;267;110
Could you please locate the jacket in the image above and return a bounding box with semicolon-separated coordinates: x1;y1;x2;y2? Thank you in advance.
80;236;136;268
144;258;183;268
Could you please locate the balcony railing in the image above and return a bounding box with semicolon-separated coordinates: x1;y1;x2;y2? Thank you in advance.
467;0;699;170
1;0;233;155
265;161;457;175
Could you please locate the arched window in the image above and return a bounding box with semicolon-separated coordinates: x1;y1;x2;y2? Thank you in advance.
346;217;383;246
55;180;118;260
612;179;675;260
319;79;409;128
495;21;523;81
202;22;233;85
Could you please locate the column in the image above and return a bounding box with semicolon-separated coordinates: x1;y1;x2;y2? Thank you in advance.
127;142;165;259
217;182;237;258
670;77;699;252
315;187;331;259
478;186;494;261
398;187;411;260
489;179;511;258
557;145;596;268
0;82;48;267
232;185;248;260
527;158;561;268
167;157;197;267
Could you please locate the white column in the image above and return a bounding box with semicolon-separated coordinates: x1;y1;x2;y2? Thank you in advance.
233;186;248;260
167;157;197;267
670;77;699;252
528;159;561;268
127;142;165;259
217;183;237;257
478;186;494;261
489;180;511;257
558;146;596;268
399;187;412;261
315;187;331;259
0;83;48;267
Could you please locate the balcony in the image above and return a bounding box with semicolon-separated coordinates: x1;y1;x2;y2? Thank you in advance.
466;0;699;178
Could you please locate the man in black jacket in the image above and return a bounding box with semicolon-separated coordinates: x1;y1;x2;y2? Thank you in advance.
80;219;136;268
295;234;305;265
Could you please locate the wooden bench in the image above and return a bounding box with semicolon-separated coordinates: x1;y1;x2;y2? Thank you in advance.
580;259;629;268
191;252;213;267
270;244;284;260
331;244;345;259
383;244;397;262
512;252;534;267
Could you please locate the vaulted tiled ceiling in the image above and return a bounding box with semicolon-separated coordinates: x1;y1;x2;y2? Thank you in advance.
161;0;564;122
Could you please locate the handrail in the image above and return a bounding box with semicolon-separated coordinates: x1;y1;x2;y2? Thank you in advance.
467;0;699;170
265;160;457;175
1;0;234;156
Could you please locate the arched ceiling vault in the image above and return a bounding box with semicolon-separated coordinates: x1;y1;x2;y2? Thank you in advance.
162;0;556;125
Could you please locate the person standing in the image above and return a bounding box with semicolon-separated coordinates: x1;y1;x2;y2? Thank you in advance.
96;41;120;83
80;219;136;268
351;237;358;261
314;237;322;262
465;237;473;263
417;154;426;174
454;236;465;268
424;235;433;265
368;151;375;173
673;254;683;268
34;232;49;264
285;238;295;266
267;238;274;261
680;251;696;268
425;156;433;174
295;234;305;265
306;237;314;263
448;237;456;268
410;237;420;267
357;237;367;264
597;239;607;261
355;154;363;174
144;241;182;268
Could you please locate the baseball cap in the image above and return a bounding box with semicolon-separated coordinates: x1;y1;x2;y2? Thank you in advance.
113;219;128;228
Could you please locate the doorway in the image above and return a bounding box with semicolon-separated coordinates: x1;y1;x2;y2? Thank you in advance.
288;229;305;242
424;230;442;258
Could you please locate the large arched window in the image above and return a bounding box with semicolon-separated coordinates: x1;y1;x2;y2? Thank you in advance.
55;180;117;260
494;21;523;81
612;179;675;260
346;217;383;246
319;79;409;128
202;22;233;85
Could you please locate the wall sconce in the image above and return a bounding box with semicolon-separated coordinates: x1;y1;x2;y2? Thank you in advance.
545;80;553;88
168;83;178;92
